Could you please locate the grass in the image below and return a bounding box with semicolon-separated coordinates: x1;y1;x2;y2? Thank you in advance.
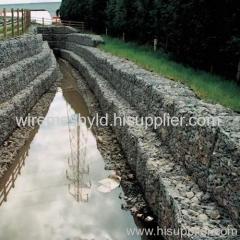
100;36;240;112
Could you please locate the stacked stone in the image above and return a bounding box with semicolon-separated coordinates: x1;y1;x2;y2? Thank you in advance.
0;34;58;145
37;26;78;49
58;48;239;240
0;34;43;70
38;26;240;239
68;44;240;230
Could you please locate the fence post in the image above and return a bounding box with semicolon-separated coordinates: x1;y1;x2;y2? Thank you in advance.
28;10;31;28
25;10;30;29
122;32;125;41
17;9;20;36
42;17;45;26
25;10;28;28
24;10;27;29
3;8;7;39
21;9;24;33
154;38;158;52
236;60;240;83
165;36;168;50
105;27;108;36
11;8;14;37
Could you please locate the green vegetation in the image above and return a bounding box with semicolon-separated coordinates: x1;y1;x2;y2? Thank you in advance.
100;37;240;112
59;0;240;110
60;0;240;82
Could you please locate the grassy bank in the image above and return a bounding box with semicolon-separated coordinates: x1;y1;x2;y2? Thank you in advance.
100;37;240;112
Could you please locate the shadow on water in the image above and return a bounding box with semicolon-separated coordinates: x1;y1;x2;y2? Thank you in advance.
0;59;158;240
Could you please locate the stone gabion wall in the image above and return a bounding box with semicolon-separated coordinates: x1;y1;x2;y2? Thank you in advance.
56;48;239;240
66;33;104;47
39;27;240;237
37;25;78;35
0;35;43;70
37;26;77;50
65;43;240;228
37;26;104;48
0;42;52;103
0;34;58;145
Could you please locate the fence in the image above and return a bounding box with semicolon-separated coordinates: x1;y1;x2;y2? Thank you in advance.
0;8;31;40
60;19;85;32
32;17;86;32
0;8;86;40
33;17;85;33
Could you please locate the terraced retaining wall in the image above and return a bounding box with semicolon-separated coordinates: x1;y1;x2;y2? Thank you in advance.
38;26;240;239
0;34;58;145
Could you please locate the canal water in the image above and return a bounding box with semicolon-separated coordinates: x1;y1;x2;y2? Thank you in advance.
0;60;147;240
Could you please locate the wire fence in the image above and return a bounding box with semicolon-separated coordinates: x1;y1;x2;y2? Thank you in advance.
0;8;86;40
0;8;31;40
33;17;85;32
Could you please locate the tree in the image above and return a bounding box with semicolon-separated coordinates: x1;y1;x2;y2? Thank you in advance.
60;0;240;81
89;0;108;33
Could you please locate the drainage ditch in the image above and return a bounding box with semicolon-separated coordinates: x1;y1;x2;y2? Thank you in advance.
0;59;160;240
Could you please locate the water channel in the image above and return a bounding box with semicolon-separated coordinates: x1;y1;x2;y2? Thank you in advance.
0;60;154;240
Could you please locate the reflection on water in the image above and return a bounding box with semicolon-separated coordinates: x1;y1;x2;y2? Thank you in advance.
0;147;27;207
0;60;144;240
0;116;44;207
66;105;91;203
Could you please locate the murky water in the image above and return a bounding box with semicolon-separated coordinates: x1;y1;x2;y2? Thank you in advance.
0;60;147;240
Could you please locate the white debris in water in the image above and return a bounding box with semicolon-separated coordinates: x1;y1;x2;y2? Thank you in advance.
145;216;154;222
97;175;121;193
